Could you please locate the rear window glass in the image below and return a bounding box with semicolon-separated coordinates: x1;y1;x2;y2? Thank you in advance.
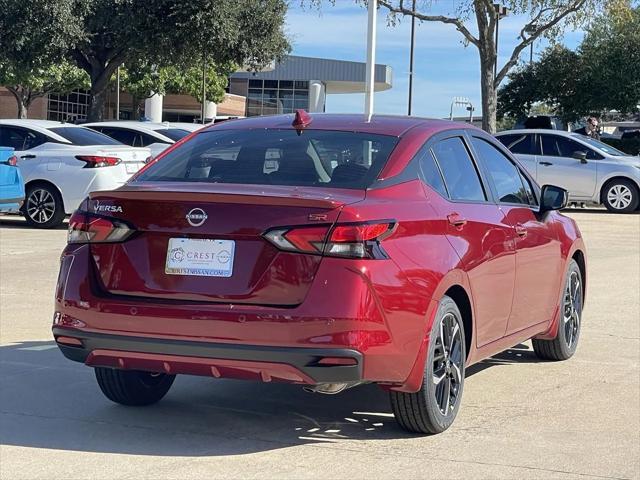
154;128;190;142
49;127;122;146
135;129;399;189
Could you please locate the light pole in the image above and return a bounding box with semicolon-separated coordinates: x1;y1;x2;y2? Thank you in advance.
524;23;538;65
201;51;206;124
364;0;378;119
115;67;120;120
407;0;416;116
493;4;509;79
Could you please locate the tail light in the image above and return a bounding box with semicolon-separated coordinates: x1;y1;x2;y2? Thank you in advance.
75;155;121;168
264;221;395;259
4;155;18;166
68;211;134;244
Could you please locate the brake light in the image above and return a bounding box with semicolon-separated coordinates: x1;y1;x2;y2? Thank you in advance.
6;155;17;166
75;155;121;168
263;221;395;259
68;211;134;244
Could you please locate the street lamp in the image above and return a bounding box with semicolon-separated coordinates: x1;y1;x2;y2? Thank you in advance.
493;3;509;79
524;23;538;64
408;0;417;116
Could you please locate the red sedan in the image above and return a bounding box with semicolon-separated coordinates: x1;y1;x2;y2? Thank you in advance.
53;113;586;434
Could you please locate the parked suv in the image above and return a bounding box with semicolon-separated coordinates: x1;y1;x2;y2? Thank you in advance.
53;114;586;434
496;129;640;213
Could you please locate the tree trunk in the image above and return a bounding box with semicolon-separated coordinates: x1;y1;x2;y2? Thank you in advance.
87;88;107;122
480;57;498;133
6;87;30;119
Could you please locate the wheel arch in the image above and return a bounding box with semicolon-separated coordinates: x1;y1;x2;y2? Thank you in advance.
443;285;473;363
599;175;640;204
24;179;65;210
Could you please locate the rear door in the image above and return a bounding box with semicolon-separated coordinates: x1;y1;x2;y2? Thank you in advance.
537;133;598;198
0;126;50;180
426;132;516;347
468;135;562;334
496;132;539;180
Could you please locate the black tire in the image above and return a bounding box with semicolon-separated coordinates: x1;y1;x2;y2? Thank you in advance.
22;183;66;228
390;295;466;434
95;368;175;406
601;178;639;213
532;259;583;361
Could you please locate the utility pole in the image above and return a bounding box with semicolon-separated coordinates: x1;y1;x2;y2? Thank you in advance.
493;4;509;80
364;0;377;119
201;51;207;124
115;67;120;120
407;0;416;116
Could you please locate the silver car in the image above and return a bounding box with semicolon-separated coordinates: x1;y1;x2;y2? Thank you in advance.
496;129;640;213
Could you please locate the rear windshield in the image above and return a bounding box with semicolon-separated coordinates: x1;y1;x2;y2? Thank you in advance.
49;127;122;146
154;128;190;142
135;129;399;189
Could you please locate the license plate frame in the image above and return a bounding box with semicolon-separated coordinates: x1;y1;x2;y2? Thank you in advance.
165;238;235;277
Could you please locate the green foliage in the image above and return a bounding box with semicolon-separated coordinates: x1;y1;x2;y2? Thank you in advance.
601;137;640;156
499;2;640;122
69;0;290;120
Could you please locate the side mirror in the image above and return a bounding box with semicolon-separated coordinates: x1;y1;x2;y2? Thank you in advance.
572;151;588;163
540;185;568;213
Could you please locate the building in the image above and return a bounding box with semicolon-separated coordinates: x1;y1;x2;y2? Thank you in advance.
0;55;392;123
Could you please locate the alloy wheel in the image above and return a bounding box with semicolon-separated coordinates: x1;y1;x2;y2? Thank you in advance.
563;270;582;349
432;312;463;416
607;184;633;211
26;188;56;224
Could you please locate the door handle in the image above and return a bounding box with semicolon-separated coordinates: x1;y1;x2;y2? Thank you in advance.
538;161;553;166
514;223;528;238
447;213;467;228
20;154;36;159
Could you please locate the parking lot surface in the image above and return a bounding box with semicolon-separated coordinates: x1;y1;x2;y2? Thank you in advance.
1;210;639;480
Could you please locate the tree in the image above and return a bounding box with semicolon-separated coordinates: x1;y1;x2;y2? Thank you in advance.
0;61;89;118
374;0;603;133
120;60;236;119
0;0;84;117
70;0;289;121
498;2;640;122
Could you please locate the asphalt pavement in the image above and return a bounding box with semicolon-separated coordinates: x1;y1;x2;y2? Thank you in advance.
0;209;638;479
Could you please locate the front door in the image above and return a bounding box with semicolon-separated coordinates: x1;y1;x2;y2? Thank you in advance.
537;134;598;199
468;134;563;335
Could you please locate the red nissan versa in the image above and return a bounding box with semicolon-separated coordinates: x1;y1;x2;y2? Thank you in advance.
53;112;586;434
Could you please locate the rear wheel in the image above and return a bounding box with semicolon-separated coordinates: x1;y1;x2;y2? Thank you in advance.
532;260;583;361
23;183;65;228
95;368;175;406
390;296;466;434
602;179;639;213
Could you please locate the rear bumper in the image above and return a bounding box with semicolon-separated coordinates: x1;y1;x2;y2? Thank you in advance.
53;327;363;385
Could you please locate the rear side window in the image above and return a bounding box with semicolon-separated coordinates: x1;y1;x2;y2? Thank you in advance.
100;128;138;146
155;128;190;142
430;137;486;202
471;137;532;205
0;127;46;150
136;129;399;189
417;147;448;198
49;127;122;146
497;133;539;155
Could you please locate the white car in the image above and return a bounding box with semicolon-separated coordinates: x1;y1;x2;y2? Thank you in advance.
84;121;205;158
496;129;640;213
0;120;151;228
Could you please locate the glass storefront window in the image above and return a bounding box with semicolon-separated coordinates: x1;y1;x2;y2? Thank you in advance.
243;80;310;116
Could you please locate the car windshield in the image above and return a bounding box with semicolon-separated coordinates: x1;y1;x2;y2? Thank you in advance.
49;127;122;146
154;128;190;142
571;134;626;156
135;129;399;189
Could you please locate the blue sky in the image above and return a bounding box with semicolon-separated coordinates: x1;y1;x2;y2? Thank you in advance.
285;2;585;117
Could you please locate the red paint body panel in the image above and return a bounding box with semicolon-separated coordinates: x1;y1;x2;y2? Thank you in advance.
53;114;586;392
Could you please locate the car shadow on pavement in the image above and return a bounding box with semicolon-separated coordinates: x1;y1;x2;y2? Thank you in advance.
0;216;68;230
0;340;545;457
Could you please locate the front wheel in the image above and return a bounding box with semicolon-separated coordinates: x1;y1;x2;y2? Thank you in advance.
95;368;175;406
532;259;583;361
390;296;466;434
602;179;639;213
